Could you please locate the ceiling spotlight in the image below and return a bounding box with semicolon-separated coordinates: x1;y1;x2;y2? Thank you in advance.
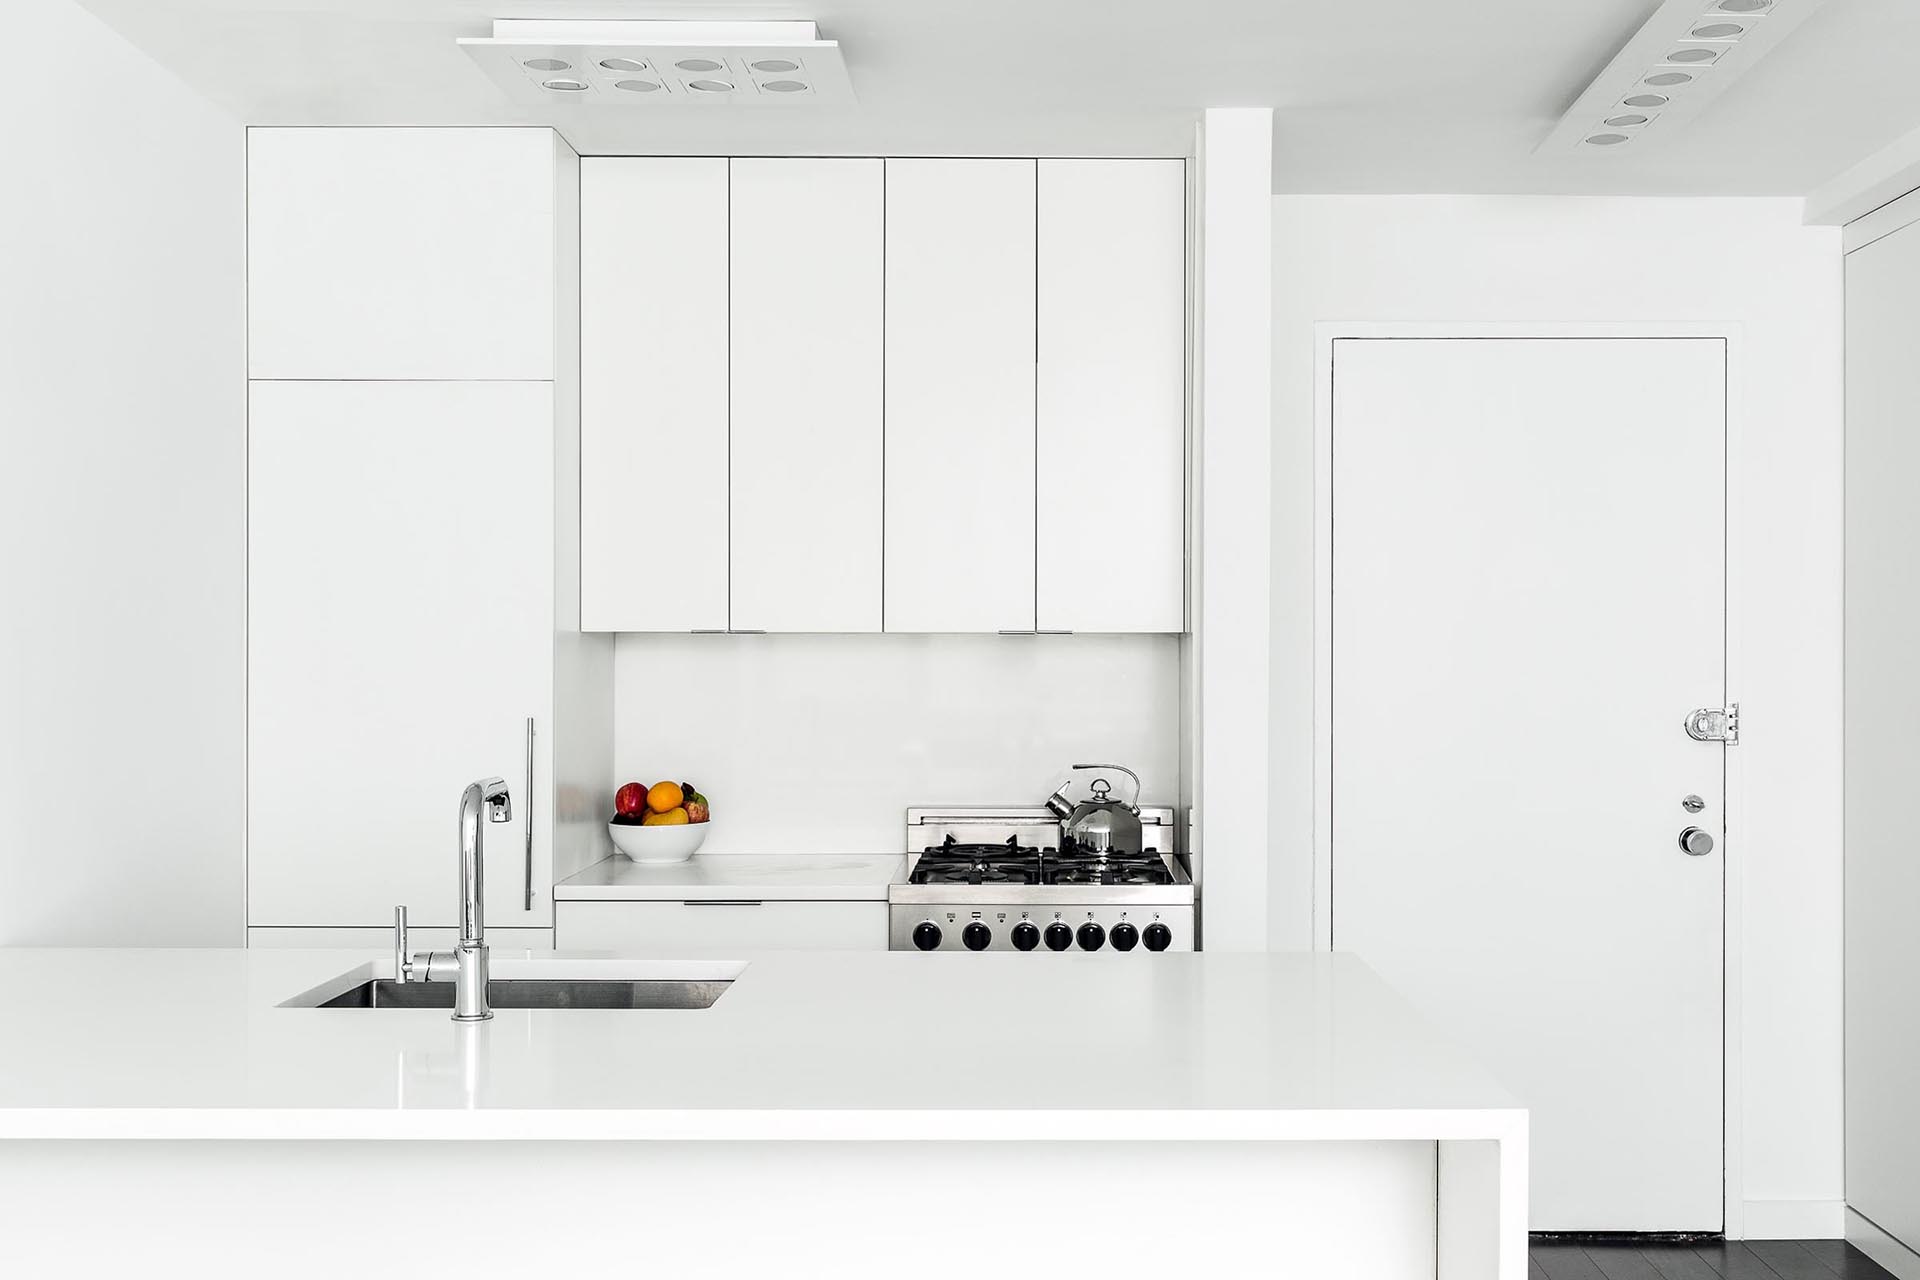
1543;0;1826;157
459;19;856;106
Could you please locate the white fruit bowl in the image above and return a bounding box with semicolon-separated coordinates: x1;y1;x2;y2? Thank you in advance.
608;819;710;865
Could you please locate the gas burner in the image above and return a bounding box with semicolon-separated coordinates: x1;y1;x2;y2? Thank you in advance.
1043;857;1176;887
907;836;1043;887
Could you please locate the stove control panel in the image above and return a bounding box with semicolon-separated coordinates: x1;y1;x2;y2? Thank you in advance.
889;908;1192;953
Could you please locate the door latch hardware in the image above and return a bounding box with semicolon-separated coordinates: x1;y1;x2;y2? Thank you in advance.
1678;827;1716;857
1684;704;1739;746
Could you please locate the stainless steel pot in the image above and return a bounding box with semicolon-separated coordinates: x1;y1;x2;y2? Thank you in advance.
1043;764;1144;856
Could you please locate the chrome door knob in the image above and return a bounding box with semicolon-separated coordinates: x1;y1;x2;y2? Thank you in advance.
1678;826;1715;857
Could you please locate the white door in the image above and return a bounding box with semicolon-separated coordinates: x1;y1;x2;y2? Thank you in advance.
580;158;729;632
1331;337;1726;1232
248;381;553;929
1036;159;1186;634
884;159;1037;633
730;158;884;632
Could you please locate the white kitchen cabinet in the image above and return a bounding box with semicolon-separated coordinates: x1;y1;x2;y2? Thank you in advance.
580;158;730;632
248;927;555;952
247;128;562;381
556;900;885;951
248;381;557;929
1037;160;1187;633
883;159;1038;633
729;159;885;632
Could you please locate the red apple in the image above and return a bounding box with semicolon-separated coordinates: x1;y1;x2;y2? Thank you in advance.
614;782;647;816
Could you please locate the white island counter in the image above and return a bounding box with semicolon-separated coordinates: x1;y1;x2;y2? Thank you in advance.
0;948;1525;1279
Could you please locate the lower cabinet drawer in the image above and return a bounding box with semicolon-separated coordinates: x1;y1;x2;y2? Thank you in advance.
556;900;885;950
247;926;555;951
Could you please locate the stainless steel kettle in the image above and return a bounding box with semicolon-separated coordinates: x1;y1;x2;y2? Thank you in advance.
1044;764;1144;856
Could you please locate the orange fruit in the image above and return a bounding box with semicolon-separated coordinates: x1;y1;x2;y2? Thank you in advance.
646;781;684;814
641;806;690;827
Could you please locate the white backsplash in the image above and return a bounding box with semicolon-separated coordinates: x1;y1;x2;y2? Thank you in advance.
612;633;1182;855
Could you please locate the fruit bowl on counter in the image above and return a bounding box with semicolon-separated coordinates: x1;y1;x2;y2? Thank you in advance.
609;779;712;865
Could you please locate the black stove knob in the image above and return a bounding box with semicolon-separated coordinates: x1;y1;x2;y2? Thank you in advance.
1076;921;1106;951
962;921;992;951
912;921;943;951
1142;922;1173;952
1043;921;1073;952
1109;921;1140;952
1011;921;1041;952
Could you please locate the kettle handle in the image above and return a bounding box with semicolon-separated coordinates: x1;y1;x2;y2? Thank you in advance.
1071;763;1141;810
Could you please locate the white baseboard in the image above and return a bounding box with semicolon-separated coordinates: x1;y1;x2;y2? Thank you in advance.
1739;1199;1846;1240
1850;1208;1920;1280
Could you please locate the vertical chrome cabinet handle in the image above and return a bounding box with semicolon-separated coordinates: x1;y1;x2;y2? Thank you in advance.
393;905;410;981
523;717;536;911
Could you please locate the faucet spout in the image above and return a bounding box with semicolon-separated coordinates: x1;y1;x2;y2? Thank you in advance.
451;776;511;1022
457;777;512;946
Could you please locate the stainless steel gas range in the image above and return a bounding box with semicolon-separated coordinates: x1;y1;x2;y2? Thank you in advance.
888;807;1194;952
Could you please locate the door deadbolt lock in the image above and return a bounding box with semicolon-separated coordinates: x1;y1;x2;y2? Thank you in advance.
1682;794;1705;814
1678;826;1715;857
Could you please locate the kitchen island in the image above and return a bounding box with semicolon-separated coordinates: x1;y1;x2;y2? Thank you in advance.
0;948;1524;1279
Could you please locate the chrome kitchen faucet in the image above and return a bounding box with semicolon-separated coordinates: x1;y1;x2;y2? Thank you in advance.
391;777;513;1021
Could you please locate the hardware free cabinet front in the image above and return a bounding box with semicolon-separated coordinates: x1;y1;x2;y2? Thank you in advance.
247;381;556;930
578;156;1185;635
579;157;731;633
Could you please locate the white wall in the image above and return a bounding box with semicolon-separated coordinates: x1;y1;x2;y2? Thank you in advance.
1841;214;1920;1263
0;0;244;943
1191;108;1273;949
611;635;1181;854
1268;196;1844;1234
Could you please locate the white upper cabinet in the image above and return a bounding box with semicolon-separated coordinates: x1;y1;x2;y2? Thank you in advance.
247;128;561;380
1036;160;1187;633
574;154;1185;635
248;381;555;929
883;159;1039;633
579;158;730;632
729;159;884;633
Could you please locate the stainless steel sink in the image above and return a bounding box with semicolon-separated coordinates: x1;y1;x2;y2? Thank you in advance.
316;978;731;1010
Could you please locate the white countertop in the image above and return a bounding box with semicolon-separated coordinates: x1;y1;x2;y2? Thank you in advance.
0;947;1523;1143
554;853;905;901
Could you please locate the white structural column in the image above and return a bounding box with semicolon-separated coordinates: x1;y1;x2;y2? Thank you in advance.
1193;109;1274;950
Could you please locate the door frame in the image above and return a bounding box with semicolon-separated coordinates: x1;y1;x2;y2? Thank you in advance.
1310;321;1749;1235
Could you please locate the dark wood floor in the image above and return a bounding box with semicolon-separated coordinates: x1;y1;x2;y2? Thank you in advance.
1530;1239;1897;1280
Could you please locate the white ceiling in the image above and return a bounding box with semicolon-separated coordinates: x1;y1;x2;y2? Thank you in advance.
73;0;1920;195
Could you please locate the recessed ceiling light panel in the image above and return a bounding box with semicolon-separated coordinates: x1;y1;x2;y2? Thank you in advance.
1662;45;1723;64
1537;0;1829;155
458;19;855;106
